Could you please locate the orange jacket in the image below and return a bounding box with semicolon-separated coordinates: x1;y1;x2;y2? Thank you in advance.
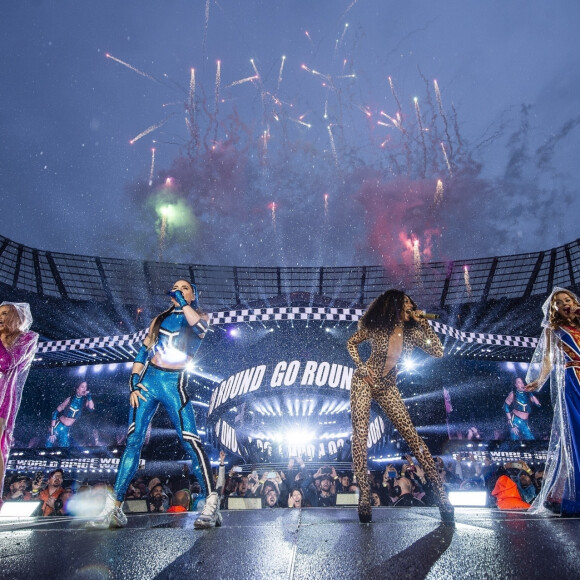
491;475;530;510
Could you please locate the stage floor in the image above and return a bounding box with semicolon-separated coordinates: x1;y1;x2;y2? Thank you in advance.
1;507;579;579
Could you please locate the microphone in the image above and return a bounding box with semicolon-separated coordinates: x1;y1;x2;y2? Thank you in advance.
417;311;440;320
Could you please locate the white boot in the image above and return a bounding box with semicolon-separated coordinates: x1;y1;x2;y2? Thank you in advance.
194;492;222;529
86;493;128;529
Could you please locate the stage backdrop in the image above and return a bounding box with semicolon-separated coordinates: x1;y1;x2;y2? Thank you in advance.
11;322;552;468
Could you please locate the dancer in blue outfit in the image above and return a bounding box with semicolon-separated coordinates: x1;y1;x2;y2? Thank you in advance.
526;287;580;516
504;377;541;440
89;280;221;529
46;381;94;447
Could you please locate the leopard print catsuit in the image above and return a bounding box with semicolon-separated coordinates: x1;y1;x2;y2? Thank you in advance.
347;318;450;510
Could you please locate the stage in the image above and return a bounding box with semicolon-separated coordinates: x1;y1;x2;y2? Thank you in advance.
1;507;579;579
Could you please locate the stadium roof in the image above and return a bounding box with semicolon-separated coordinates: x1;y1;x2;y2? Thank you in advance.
0;233;578;366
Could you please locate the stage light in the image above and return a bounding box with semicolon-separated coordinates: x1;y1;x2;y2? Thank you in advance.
283;428;314;446
401;358;416;372
229;328;240;337
0;501;42;518
448;491;487;507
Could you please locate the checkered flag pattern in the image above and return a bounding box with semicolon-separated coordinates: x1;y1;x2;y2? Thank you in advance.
36;307;538;354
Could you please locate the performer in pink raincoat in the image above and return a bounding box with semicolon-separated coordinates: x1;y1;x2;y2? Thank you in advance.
0;302;38;502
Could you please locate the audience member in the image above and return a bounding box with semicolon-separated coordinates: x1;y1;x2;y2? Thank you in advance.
288;488;304;508
39;469;65;516
147;482;169;513
393;475;426;507
4;474;32;501
167;489;191;513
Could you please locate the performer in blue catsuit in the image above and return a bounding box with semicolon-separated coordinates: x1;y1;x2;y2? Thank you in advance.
89;280;221;529
46;381;94;447
504;377;541;440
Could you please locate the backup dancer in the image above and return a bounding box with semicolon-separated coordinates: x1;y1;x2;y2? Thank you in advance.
347;289;453;523
89;280;221;529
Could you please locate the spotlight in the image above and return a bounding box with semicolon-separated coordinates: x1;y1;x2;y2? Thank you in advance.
448;491;487;507
0;501;42;518
229;328;240;337
401;358;416;372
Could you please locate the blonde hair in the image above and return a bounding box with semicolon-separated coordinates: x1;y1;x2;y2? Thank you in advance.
0;303;23;347
549;290;580;329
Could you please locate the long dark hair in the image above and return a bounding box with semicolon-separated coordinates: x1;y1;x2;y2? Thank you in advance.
359;289;417;333
147;281;202;351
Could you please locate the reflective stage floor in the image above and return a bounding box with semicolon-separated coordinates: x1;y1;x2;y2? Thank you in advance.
1;507;579;579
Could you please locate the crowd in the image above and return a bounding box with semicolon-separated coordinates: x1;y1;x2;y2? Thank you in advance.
216;453;543;510
1;451;545;516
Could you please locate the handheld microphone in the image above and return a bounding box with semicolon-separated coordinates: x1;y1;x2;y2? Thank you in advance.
417;312;440;320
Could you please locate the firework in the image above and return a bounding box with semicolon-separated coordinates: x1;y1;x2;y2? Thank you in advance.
464;265;472;296
189;68;196;112
289;118;312;129
261;129;269;165
148;148;156;187
202;0;210;65
341;0;359;19
270;202;277;232
388;76;404;114
414;97;427;177
105;53;158;83
434;179;444;206
440;142;452;175
276;55;286;92
327;125;338;167
224;75;259;89
339;22;349;45
379;111;403;131
434;79;453;159
355;104;371;118
213;60;221;143
129;118;170;145
250;58;261;80
301;64;331;83
413;238;422;276
324;193;329;218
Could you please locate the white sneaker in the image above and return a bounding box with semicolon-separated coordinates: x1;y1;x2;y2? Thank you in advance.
194;492;222;529
86;493;128;529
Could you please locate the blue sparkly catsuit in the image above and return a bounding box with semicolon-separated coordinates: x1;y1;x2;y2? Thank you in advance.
504;390;540;440
46;394;92;447
113;306;214;501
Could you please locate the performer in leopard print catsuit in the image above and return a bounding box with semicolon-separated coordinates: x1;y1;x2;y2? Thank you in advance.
347;289;453;523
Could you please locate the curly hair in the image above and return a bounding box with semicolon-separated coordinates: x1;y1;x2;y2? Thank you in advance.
549;290;580;329
359;289;417;334
0;303;23;347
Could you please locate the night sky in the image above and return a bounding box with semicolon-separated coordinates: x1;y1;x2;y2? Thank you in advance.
2;1;579;269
